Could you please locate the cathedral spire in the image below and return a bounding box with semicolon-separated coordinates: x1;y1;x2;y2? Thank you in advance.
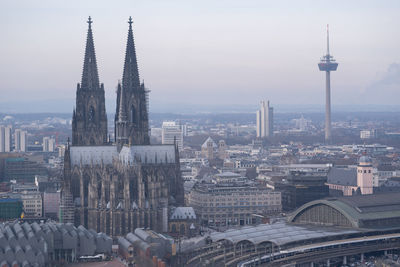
72;16;108;146
122;16;140;90
81;16;100;90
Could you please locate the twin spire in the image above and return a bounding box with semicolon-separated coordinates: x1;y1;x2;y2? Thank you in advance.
80;16;140;92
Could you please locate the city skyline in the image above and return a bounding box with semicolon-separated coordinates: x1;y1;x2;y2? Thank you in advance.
1;0;400;113
1;2;400;267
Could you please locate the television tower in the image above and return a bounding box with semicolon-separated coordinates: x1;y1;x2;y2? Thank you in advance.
318;25;338;143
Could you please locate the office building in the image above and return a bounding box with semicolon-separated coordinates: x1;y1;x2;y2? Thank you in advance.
14;129;27;152
0;126;12;152
274;170;329;211
0;127;4;152
256;100;273;138
188;175;281;227
360;130;378;139
3;157;47;183
43;191;60;219
43;136;56;152
0;197;23;220
162;121;183;150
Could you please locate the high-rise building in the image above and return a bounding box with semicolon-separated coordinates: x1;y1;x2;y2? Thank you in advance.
162;121;183;150
318;25;338;143
43;137;56;152
14;129;27;152
256;100;273;138
0;126;12;152
0;127;4;152
5;126;12;152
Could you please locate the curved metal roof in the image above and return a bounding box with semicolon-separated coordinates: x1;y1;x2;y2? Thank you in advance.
288;193;400;229
210;222;357;247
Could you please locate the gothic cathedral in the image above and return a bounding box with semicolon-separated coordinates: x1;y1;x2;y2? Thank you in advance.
60;17;184;237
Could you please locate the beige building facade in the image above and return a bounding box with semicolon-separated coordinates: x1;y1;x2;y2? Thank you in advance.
188;184;281;227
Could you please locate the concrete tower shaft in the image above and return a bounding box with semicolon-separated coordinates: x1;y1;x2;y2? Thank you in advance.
318;25;338;143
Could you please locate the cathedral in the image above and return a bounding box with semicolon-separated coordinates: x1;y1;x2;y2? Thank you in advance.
60;17;184;237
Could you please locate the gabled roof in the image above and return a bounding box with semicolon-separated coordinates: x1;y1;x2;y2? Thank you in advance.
70;146;118;166
327;167;357;186
170;207;196;220
201;137;217;149
119;145;176;165
69;144;177;166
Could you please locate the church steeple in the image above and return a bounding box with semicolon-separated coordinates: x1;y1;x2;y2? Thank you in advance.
81;16;100;91
116;16;150;146
122;17;140;91
72;17;108;146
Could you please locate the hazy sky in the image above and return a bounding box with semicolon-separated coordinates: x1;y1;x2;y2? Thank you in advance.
1;0;400;113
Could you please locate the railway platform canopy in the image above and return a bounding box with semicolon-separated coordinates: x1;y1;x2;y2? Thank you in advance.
289;192;400;229
210;193;400;250
210;222;359;249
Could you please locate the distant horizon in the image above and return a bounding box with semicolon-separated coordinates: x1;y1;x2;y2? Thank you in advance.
1;100;400;115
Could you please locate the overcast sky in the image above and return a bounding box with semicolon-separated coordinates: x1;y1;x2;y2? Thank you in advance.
1;0;400;113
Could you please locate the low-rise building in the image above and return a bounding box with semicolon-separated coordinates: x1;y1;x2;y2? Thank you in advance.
326;155;374;196
20;192;42;217
188;182;281;227
43;190;60;220
169;207;197;237
0;197;23;220
273;170;329;211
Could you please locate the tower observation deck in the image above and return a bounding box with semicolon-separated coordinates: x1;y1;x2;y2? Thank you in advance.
318;25;338;143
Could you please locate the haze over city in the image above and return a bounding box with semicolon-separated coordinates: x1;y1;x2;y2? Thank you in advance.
2;1;400;267
1;0;400;113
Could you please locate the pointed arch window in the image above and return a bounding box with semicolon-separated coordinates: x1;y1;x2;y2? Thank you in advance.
130;105;136;124
89;106;95;122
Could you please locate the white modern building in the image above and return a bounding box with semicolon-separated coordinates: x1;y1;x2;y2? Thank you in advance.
360;130;377;139
256;100;273;138
43;137;56;152
162;121;183;150
0;126;12;152
14;129;27;152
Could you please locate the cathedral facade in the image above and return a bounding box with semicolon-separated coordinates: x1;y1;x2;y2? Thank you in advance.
60;17;184;237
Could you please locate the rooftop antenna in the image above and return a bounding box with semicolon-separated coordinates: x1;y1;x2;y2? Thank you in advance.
326;24;330;56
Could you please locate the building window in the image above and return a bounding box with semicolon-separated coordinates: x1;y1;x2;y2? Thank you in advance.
130;106;136;124
89;106;95;122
